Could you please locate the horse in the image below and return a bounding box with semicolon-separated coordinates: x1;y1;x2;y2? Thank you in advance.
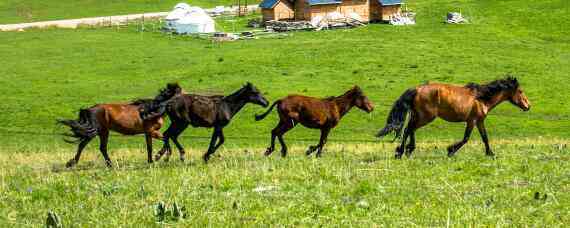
58;83;182;168
255;86;374;157
377;76;531;159
147;82;269;163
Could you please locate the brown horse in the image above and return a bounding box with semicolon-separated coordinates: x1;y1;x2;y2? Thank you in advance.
58;83;182;167
377;76;531;158
148;83;269;163
255;86;374;157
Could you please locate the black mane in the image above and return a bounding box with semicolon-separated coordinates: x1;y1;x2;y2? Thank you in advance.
138;83;182;119
465;76;519;101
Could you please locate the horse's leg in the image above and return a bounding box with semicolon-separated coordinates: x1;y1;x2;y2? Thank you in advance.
203;127;221;163
447;121;475;157
98;130;113;167
264;121;283;156
144;133;153;164
156;121;184;162
66;137;93;168
277;120;294;157
396;126;411;159
404;112;431;157
315;128;331;158
169;122;189;161
214;129;225;151
477;121;494;157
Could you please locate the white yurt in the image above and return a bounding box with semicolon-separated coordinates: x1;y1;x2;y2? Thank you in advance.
165;3;191;29
164;3;216;34
174;7;215;34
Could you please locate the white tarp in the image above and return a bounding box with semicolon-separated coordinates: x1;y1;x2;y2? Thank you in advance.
446;12;468;24
165;3;215;33
389;12;416;25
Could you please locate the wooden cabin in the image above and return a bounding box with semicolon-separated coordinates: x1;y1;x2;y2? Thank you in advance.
259;0;402;23
260;0;295;21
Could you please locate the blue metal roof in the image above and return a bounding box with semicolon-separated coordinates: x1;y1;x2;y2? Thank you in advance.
378;0;403;6
308;0;342;5
261;0;401;9
259;0;280;9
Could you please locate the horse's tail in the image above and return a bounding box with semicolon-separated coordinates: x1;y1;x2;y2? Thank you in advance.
255;100;280;121
376;88;417;139
139;83;182;120
57;108;100;144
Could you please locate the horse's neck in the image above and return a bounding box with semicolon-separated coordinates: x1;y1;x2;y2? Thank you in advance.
221;91;247;119
482;92;509;111
332;94;354;118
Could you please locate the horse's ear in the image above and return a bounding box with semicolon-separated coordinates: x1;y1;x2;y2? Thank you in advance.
245;82;253;88
353;85;362;93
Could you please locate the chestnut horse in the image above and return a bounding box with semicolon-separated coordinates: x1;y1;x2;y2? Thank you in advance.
377;76;531;158
58;83;182;167
148;83;269;163
255;86;374;157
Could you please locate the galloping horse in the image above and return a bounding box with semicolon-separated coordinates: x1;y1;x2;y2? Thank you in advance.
148;83;269;163
377;76;531;158
255;86;374;157
58;83;182;167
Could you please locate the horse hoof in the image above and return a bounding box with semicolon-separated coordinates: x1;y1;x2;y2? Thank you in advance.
105;161;113;168
306;146;315;156
264;148;273;156
65;160;76;168
394;154;402;159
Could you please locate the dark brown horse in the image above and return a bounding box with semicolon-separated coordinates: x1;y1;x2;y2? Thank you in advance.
148;83;269;163
255;86;374;157
377;76;531;158
58;83;182;167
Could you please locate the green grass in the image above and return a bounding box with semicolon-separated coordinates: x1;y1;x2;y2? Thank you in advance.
0;0;568;226
0;0;252;24
1;141;569;226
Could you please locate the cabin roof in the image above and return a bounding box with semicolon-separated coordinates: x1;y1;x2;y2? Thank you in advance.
308;0;343;6
378;0;403;6
259;0;280;9
260;0;402;9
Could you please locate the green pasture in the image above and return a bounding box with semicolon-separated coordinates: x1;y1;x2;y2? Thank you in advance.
0;0;568;226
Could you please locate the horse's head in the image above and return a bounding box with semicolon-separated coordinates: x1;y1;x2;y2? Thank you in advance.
352;85;374;113
506;78;531;111
243;82;269;107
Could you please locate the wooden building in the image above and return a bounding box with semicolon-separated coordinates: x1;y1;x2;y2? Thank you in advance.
259;0;402;23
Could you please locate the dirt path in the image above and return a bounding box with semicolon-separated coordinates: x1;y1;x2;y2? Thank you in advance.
0;5;258;32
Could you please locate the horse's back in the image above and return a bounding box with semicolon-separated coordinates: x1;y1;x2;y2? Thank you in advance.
278;95;333;128
170;94;220;127
94;103;147;135
415;83;479;121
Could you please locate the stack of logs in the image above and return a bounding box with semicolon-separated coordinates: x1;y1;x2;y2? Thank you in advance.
265;18;365;32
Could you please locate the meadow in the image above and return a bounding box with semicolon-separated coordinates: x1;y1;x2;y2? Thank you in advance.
0;0;568;226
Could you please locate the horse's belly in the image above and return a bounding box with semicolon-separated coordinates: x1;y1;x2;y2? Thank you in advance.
437;108;469;122
109;118;145;135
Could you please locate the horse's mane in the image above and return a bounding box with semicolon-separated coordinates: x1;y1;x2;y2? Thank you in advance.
130;98;154;106
324;86;363;101
465;76;519;101
139;83;183;119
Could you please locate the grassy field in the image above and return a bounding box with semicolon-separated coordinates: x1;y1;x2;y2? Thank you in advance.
0;0;250;24
0;0;569;226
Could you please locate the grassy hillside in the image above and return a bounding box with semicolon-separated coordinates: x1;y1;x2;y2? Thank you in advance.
0;0;247;24
0;0;568;151
0;0;568;226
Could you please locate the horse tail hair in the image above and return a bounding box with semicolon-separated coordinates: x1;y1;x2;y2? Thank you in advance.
57;109;99;144
376;88;417;139
255;100;280;121
139;83;182;120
